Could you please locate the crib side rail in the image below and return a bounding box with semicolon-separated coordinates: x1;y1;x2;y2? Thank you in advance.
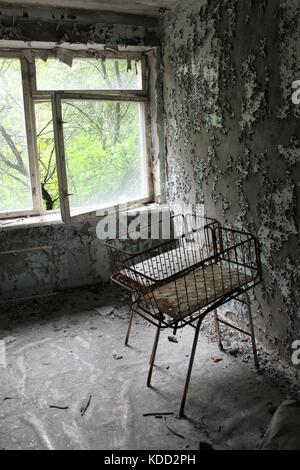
214;227;262;280
123;227;260;284
122;224;217;283
105;214;220;268
122;227;261;321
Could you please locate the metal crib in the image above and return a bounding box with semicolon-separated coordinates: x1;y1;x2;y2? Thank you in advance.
105;213;218;345
106;215;262;417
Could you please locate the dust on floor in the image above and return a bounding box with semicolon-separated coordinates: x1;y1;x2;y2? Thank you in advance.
0;285;298;450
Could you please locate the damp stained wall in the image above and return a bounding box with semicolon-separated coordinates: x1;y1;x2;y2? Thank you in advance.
0;220;111;299
162;0;300;364
0;4;160;46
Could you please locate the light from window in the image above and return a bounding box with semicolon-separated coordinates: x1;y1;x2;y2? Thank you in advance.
61;100;148;216
35;57;142;91
0;54;150;221
0;58;33;213
35;102;59;211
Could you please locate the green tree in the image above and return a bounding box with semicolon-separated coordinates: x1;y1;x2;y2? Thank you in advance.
0;57;145;214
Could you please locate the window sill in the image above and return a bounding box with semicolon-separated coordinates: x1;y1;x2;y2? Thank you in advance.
0;203;169;231
0;212;63;231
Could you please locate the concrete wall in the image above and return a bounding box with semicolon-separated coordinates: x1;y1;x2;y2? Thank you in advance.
0;220;111;300
162;0;300;363
0;4;160;45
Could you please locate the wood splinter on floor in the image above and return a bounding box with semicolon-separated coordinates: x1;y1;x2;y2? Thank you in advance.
212;357;223;363
80;394;92;417
163;417;185;440
49;405;69;411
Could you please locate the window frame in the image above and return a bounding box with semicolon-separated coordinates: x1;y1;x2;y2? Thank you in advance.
0;51;42;219
0;50;154;222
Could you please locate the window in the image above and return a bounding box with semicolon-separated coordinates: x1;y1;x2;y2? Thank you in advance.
35;57;143;91
0;51;152;222
0;58;37;215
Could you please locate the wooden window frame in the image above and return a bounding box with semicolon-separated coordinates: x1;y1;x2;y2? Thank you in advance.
0;50;154;222
0;51;42;219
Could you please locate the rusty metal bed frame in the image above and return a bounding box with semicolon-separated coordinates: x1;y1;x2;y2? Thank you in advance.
106;215;262;417
105;213;217;344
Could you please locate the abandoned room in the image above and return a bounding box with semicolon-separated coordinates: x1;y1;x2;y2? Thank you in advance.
0;0;299;453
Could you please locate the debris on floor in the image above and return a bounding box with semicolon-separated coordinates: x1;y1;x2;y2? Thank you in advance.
211;357;223;363
113;353;123;360
0;285;298;450
49;405;69;411
95;306;114;317
228;348;240;358
80;394;92;417
261;400;300;450
164;417;185;440
3;336;17;345
168;336;178;343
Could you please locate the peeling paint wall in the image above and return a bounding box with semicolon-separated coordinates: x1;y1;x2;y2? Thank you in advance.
162;0;300;363
148;47;167;203
0;5;160;46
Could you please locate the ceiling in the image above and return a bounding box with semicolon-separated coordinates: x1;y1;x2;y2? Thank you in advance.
0;0;179;17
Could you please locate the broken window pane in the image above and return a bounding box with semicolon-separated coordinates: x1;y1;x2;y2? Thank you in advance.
61;100;148;216
35;102;60;211
0;58;33;214
35;58;142;91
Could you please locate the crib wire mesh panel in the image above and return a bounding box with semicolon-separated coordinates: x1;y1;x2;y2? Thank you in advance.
105;214;219;291
121;225;261;329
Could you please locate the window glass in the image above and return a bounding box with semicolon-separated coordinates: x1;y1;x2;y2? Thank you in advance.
0;58;33;213
61;100;148;216
35;102;60;211
35;58;142;91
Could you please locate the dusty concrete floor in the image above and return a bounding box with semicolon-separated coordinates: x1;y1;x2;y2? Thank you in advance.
0;285;298;450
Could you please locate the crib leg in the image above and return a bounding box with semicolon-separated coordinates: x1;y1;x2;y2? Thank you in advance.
147;322;162;387
214;310;223;350
125;303;134;346
244;292;259;369
179;316;203;418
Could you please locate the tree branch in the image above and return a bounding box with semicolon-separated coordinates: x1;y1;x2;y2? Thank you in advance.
0;166;29;188
64;102;104;134
0;123;29;177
